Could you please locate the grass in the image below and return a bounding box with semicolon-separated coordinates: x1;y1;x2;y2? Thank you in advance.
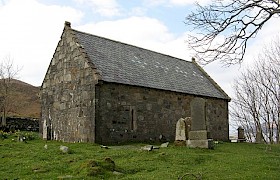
1;132;280;179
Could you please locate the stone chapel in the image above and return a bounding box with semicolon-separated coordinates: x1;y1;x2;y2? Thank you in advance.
40;21;230;144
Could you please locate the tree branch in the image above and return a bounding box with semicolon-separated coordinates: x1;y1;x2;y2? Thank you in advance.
185;0;280;65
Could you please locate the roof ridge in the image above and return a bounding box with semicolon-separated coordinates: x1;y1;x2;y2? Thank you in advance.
71;28;193;64
71;24;230;100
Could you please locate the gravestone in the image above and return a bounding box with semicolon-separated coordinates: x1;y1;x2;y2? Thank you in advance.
187;98;213;149
174;117;191;146
175;118;187;141
190;98;206;131
237;127;246;142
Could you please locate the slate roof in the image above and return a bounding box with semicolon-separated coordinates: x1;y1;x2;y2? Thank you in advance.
73;28;230;100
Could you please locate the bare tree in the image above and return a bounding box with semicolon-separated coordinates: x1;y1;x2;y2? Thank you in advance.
231;37;280;143
0;56;21;127
185;0;280;65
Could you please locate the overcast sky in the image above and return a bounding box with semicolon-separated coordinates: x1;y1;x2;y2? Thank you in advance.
1;0;280;100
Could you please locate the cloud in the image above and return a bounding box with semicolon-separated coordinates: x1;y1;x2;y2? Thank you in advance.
0;0;192;86
77;17;168;46
244;17;280;65
0;1;192;86
75;0;121;17
169;0;211;6
204;62;241;98
203;16;280;98
82;16;193;59
144;0;212;7
129;7;147;16
0;0;83;86
143;0;166;6
2;0;276;93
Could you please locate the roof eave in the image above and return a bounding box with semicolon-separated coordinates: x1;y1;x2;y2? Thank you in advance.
191;59;231;102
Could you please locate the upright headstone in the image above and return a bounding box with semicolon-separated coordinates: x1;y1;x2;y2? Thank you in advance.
174;117;191;146
237;127;246;142
175;118;187;141
187;98;213;149
190;98;206;131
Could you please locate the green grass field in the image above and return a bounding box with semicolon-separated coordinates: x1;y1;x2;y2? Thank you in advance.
1;131;280;179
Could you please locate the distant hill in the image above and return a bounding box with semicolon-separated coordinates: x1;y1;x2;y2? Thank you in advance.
0;79;40;118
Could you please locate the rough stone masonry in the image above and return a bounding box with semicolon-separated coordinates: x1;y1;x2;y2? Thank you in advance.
40;22;230;144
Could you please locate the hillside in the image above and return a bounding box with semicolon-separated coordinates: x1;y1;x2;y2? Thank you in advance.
0;79;40;118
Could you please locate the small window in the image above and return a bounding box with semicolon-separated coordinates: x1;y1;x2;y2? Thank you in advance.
131;107;137;131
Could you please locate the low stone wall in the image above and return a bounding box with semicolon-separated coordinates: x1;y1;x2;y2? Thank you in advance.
0;117;39;132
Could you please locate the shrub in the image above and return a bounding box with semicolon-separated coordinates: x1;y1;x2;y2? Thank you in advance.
0;130;10;140
15;130;38;141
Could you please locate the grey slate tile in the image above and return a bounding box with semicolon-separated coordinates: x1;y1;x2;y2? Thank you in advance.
74;29;229;100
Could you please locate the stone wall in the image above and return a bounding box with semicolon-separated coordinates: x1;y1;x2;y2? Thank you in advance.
1;117;39;132
205;98;229;140
40;25;99;143
96;82;229;144
41;23;229;145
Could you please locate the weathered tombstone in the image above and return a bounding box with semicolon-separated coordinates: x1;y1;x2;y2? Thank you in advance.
174;118;186;146
190;98;206;131
237;127;246;142
187;98;213;149
174;117;192;146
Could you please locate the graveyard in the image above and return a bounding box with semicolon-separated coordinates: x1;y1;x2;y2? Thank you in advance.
0;132;280;179
1;1;279;179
